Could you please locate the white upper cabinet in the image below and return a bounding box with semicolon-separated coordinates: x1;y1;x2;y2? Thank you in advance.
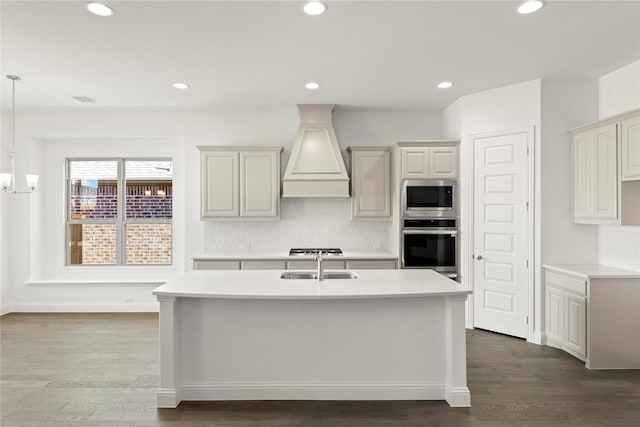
348;147;391;220
201;150;240;218
621;114;640;180
570;109;640;225
401;148;430;179
199;146;282;220
400;146;458;179
240;151;279;218
572;124;618;222
429;146;459;178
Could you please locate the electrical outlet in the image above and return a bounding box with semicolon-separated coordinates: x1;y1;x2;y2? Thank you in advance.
124;297;133;304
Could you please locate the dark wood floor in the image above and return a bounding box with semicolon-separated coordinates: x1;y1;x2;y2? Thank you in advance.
1;313;639;426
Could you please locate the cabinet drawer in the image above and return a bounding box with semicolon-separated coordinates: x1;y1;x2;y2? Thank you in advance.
287;260;346;270
241;260;287;270
545;270;586;296
346;260;397;270
193;260;241;270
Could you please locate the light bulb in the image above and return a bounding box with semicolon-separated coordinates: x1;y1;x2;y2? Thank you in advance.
0;173;12;191
26;175;38;191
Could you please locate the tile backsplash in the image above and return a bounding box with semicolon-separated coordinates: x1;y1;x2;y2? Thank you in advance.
598;225;640;271
204;198;389;253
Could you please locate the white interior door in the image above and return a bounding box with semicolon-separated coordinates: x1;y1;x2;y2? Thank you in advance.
473;130;530;339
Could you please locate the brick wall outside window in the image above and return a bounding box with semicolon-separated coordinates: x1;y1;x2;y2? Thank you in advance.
69;181;172;264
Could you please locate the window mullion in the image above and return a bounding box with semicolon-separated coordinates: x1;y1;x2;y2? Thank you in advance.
116;159;125;265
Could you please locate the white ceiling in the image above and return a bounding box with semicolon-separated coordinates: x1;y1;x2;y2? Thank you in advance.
1;0;639;112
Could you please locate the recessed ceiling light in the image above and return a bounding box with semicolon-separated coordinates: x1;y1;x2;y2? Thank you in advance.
437;81;453;89
305;82;320;90
173;83;190;90
303;1;327;16
517;1;544;14
86;2;114;16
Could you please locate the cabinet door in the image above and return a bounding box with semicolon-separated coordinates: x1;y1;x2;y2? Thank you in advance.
287;260;346;270
573;131;594;219
241;260;287;270
346;260;397;269
201;151;239;218
240;151;279;218
621;114;640;180
593;124;618;220
193;260;241;270
545;285;564;349
564;292;586;361
352;150;390;219
429;147;458;178
401;148;429;179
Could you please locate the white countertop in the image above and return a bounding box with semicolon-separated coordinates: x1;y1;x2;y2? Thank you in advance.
153;269;470;300
543;264;640;279
191;252;398;260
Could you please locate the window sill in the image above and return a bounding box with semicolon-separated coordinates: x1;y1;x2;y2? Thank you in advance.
26;279;165;286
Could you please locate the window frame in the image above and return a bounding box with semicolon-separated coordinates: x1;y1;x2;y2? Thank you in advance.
65;157;173;266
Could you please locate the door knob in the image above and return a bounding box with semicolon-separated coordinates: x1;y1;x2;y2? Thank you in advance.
476;255;484;260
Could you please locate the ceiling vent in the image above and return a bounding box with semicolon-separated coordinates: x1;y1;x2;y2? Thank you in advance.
282;104;350;198
71;95;96;103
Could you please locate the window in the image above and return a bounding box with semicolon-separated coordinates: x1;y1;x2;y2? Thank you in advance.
67;159;173;265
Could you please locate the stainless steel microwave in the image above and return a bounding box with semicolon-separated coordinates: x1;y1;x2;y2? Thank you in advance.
402;179;456;218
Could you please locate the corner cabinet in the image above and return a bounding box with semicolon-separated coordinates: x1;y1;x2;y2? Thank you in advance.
348;147;391;220
570;109;640;225
199;146;283;220
545;270;587;361
621;114;640;180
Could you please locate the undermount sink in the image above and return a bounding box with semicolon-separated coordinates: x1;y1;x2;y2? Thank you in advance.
280;271;359;280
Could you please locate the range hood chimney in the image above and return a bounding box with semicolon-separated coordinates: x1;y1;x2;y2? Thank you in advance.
282;104;350;197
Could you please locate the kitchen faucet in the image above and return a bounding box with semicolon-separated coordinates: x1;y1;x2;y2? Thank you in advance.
316;250;324;281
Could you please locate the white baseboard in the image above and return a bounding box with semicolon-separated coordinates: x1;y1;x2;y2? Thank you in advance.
8;303;159;313
531;330;545;345
0;304;10;316
446;386;471;407
157;388;181;408
177;382;446;402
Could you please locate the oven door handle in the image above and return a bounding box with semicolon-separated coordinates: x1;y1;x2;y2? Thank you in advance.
402;229;457;236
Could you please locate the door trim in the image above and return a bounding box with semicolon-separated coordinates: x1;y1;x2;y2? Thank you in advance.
468;127;536;342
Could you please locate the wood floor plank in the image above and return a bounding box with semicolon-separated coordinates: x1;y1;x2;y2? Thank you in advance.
2;312;640;426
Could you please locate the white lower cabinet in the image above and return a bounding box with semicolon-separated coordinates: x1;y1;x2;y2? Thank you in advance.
545;270;587;361
193;258;398;270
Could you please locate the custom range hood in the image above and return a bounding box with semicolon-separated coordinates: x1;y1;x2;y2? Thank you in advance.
282;104;350;197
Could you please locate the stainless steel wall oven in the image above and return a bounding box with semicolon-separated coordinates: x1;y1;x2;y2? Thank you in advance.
401;218;458;280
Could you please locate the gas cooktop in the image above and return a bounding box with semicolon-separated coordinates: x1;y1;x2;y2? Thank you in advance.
289;248;343;256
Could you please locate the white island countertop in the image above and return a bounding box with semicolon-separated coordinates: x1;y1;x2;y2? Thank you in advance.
153;269;470;300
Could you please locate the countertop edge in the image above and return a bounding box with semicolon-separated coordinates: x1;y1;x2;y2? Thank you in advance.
151;290;472;300
191;253;399;261
543;264;640;279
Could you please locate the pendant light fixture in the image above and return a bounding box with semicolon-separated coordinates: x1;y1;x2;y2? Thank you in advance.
0;75;38;194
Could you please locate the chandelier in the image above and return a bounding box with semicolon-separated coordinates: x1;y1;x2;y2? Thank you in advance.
0;75;38;194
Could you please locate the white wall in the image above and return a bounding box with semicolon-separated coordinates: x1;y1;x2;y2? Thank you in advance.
540;78;599;266
4;109;441;312
597;59;640;271
443;79;543;341
0;111;10;314
599;60;640;118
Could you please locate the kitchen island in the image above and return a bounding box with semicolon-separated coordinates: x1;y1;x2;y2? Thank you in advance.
152;269;472;408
